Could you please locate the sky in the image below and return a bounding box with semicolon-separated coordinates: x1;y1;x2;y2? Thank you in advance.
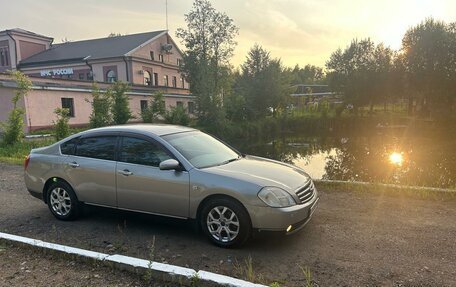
2;0;455;68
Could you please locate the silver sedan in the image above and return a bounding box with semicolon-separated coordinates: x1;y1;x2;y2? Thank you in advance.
24;124;319;247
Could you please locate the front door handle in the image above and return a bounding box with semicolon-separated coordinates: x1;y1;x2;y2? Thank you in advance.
68;162;79;168
118;169;133;176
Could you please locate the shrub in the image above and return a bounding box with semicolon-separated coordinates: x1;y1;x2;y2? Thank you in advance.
1;71;32;145
164;105;190;126
141;92;166;123
53;108;70;141
88;84;111;128
109;81;132;125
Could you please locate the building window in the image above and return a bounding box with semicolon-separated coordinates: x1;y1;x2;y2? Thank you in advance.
61;98;75;117
150;51;155;61
180;77;185;89
153;73;158;86
140;100;148;112
188;102;195;114
106;70;117;82
177;58;182;66
176;101;184;108
87;72;93;81
144;71;151;86
172;76;177;88
78;73;85;80
164;75;169;86
0;47;10;67
159;54;164;62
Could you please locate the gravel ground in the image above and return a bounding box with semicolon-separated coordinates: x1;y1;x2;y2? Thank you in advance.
0;242;151;287
1;162;455;286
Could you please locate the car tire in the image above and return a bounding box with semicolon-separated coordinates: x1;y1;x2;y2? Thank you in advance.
200;198;251;248
46;181;80;221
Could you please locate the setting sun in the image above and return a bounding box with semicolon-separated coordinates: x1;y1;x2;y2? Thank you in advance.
389;152;404;166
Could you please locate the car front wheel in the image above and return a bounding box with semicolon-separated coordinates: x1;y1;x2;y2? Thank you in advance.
200;198;251;248
47;181;80;221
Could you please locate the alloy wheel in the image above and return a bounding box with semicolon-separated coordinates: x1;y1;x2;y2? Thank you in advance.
206;206;240;243
49;187;72;216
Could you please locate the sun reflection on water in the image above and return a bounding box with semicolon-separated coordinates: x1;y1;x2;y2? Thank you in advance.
389;152;404;166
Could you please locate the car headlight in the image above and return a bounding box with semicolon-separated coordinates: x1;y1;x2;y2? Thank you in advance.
258;187;296;208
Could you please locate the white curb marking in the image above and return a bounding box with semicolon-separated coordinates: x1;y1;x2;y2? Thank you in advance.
0;232;268;287
198;270;267;287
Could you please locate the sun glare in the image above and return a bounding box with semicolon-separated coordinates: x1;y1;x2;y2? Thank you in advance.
389;152;404;166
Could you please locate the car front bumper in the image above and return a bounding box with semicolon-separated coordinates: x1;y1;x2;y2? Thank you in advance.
247;191;319;233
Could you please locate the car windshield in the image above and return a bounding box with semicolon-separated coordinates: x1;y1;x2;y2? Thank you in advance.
162;131;240;168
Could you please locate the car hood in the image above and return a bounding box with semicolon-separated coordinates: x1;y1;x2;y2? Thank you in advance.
203;155;311;192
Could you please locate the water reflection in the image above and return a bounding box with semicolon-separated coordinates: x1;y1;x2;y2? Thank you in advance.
389;152;404;166
232;135;456;189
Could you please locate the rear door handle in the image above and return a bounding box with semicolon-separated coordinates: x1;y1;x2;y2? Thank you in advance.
118;169;133;176
68;162;79;168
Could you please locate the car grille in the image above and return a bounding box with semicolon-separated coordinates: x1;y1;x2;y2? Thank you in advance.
295;180;315;204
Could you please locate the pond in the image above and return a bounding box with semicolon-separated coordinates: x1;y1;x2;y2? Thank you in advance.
230;132;456;189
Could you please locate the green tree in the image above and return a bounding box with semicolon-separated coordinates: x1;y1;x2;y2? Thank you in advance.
236;44;291;118
290;64;325;85
326;38;396;113
88;84;111;128
141;92;166;123
109;81;132;125
176;0;238;126
369;44;394;112
1;71;32;145
53;108;70;141
164;105;190;126
401;18;456;118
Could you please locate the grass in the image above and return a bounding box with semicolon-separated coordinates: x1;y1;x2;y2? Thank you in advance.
143;236;156;283
315;180;456;200
0;139;55;165
299;265;314;287
233;255;268;284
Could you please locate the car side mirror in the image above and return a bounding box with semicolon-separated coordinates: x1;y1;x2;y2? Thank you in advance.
159;159;181;171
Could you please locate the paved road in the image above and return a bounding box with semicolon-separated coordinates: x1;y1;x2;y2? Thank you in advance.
1;163;455;286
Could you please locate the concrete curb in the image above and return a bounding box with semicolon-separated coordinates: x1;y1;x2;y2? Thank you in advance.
315;179;456;193
0;232;267;287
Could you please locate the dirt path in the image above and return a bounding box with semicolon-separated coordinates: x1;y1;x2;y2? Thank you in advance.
1;163;455;286
0;242;150;287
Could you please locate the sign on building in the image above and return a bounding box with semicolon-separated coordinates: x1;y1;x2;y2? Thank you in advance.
40;68;74;77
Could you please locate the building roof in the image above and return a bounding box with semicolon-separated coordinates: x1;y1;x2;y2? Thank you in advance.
0;28;53;40
19;30;167;67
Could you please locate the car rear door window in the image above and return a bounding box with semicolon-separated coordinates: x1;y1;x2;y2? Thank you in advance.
76;136;117;161
119;137;171;167
60;137;79;155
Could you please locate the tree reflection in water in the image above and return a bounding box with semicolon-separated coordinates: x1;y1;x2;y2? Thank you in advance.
232;134;456;189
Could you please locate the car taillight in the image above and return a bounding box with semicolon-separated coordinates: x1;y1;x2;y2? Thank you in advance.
24;155;31;170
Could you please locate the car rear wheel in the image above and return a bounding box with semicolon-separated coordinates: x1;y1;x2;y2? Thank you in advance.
200;198;251;248
47;181;80;221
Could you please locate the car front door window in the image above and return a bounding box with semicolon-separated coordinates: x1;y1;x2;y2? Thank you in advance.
119;137;171;166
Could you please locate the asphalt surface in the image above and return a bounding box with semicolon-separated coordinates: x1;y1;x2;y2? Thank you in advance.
1;163;455;286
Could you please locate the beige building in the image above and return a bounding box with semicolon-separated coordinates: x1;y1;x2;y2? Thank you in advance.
0;28;194;132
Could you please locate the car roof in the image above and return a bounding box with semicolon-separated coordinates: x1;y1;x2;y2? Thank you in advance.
80;124;196;137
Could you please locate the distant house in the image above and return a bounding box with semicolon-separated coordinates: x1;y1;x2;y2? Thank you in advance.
0;28;194;132
290;84;342;107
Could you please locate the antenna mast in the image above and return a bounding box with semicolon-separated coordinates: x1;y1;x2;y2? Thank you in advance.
166;0;169;31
